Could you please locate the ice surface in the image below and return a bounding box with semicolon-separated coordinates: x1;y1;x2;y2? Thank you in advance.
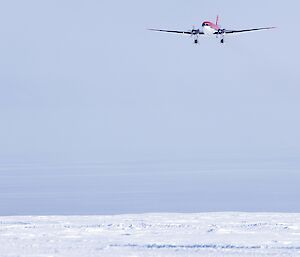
1;161;300;215
1;213;300;257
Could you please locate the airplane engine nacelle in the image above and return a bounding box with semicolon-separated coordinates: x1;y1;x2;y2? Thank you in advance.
218;29;226;34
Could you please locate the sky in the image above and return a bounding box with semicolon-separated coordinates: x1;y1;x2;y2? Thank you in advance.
0;1;299;214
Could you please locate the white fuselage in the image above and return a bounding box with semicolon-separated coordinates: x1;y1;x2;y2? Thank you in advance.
203;26;217;36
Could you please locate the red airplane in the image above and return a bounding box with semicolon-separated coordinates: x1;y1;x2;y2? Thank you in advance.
149;16;275;44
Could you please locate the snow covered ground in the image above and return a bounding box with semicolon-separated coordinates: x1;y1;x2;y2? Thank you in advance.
1;213;300;257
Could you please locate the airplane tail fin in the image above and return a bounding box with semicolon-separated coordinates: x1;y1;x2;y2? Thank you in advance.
216;15;219;26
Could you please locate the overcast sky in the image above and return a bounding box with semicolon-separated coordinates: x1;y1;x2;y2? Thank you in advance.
0;0;299;164
0;1;300;214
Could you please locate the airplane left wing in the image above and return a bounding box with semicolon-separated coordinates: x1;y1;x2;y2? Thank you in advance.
224;27;276;34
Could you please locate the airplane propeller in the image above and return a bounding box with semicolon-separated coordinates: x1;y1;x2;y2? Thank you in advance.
190;26;200;44
217;28;225;35
217;28;226;43
190;26;200;35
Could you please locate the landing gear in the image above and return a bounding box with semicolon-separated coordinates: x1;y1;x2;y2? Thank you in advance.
217;29;225;44
194;39;198;44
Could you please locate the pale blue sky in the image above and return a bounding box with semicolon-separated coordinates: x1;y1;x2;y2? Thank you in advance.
0;1;299;214
1;0;299;163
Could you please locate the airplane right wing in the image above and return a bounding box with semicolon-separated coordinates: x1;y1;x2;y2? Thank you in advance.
149;29;204;35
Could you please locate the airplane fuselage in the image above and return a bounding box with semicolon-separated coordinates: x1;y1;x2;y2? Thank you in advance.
202;21;220;36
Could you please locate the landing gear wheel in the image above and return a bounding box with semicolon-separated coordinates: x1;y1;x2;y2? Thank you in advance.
194;39;198;44
220;39;224;44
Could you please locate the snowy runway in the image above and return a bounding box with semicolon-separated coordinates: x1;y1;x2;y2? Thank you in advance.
1;213;300;256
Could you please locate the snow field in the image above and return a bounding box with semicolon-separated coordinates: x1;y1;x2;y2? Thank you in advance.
1;213;300;257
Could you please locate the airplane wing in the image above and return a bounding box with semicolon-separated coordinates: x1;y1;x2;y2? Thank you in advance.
149;29;204;35
224;27;276;34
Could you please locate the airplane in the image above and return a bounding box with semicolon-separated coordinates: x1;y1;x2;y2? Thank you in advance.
149;16;275;44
